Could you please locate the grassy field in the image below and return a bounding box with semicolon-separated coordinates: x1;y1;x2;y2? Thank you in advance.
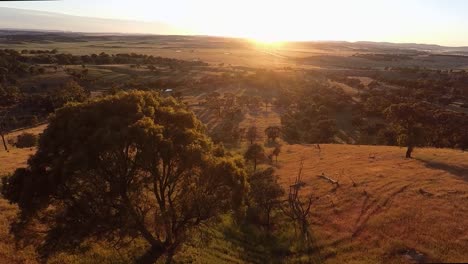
1;30;468;263
275;144;468;263
0;125;45;263
4;33;468;69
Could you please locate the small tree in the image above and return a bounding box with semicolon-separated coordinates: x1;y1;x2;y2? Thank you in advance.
283;159;313;243
248;167;285;231
15;133;38;148
316;119;337;143
384;102;430;158
0;85;21;106
49;80;89;110
272;146;281;164
246;126;258;144
265;126;281;142
244;143;265;172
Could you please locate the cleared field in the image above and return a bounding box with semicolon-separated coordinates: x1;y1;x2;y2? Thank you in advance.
276;144;468;263
1;124;47;151
0;147;35;175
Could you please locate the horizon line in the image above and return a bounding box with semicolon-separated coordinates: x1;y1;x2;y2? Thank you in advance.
1;6;468;49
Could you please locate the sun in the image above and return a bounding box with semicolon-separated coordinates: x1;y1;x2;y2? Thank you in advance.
249;35;285;48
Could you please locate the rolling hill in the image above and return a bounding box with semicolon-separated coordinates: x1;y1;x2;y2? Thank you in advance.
0;7;184;35
1;123;467;263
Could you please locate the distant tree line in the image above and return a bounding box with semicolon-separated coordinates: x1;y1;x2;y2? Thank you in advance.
11;49;208;67
0;80;89;131
280;81;353;144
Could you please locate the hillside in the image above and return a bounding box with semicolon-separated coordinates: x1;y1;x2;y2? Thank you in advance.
275;144;468;263
1;133;467;263
0;7;182;35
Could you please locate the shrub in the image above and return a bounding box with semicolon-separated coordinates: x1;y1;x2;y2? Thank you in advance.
15;133;38;148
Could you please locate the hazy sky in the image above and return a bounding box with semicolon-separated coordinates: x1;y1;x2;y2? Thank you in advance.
1;0;468;46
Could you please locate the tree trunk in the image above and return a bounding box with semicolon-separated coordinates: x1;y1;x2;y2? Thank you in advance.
406;145;414;159
136;246;165;264
253;159;257;172
1;132;8;152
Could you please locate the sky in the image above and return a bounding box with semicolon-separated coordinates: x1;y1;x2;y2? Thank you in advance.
1;0;468;46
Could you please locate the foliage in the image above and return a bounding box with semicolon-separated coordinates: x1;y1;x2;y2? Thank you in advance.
384;102;431;158
246;168;285;231
244;144;265;172
272;146;281;163
246;126;258;145
1;91;248;263
265;126;281;142
0;85;21;106
15;133;39;148
280;82;349;144
48;80;89;110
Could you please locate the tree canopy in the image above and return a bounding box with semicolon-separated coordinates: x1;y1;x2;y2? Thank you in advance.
2;91;248;263
385;102;468;157
244;143;265;172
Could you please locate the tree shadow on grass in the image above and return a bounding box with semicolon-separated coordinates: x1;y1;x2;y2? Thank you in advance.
416;158;468;181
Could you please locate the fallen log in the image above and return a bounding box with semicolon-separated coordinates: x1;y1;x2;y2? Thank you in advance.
318;173;339;186
419;188;433;197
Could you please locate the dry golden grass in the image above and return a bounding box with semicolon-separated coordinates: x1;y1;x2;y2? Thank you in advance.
0;150;38;264
0;123;45;173
275;144;468;263
0;199;37;264
0;126;45;264
0;147;36;176
1;124;47;152
0;123;45;175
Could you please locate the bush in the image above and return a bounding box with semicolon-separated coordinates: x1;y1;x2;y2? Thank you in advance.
15;133;38;148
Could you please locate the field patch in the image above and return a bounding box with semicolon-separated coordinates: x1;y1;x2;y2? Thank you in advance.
275;144;468;263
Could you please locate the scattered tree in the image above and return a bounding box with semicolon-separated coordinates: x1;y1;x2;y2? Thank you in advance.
283;159;313;242
272;146;281;164
244;143;265;172
48;80;89;110
265;126;281;142
15;133;38;148
246;126;258;144
384;102;431;158
247;167;285;231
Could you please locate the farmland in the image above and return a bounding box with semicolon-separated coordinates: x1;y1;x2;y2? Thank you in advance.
1;31;468;263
